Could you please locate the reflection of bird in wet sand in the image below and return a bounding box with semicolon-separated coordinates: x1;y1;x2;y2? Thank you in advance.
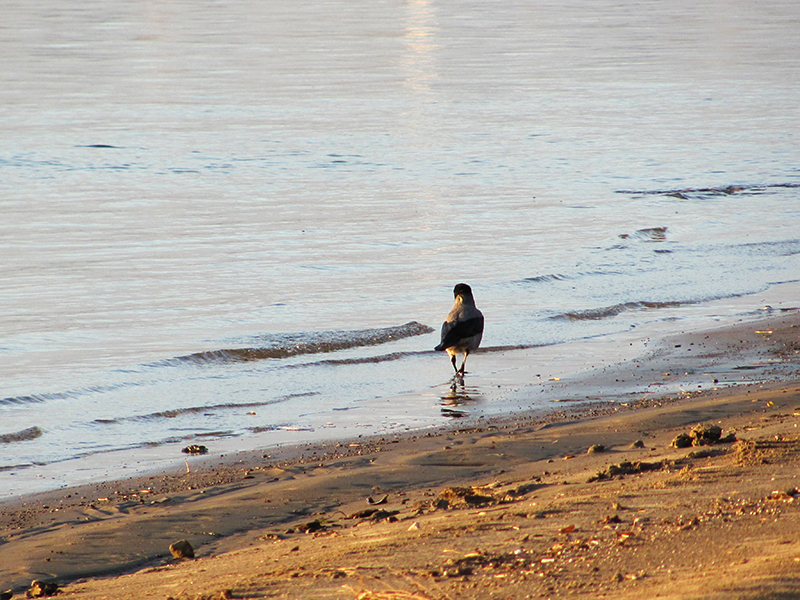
434;283;484;377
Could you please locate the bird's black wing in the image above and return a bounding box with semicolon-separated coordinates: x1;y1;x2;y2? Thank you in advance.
435;315;484;351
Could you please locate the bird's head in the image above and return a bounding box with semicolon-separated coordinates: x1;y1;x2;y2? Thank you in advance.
453;283;473;298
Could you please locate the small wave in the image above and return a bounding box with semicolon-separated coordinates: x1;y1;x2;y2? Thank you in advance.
618;227;668;242
1;384;132;407
479;344;542;353
75;431;238;455
0;463;34;472
138;433;237;448
524;274;571;283
522;271;620;284
616;182;800;199
0;393;64;407
248;426;279;434
313;351;412;366
115;393;317;423
173;321;434;365
552;300;691;321
0;426;44;444
737;239;800;258
304;345;541;367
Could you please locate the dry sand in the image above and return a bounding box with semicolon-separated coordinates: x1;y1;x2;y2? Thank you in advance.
2;310;800;599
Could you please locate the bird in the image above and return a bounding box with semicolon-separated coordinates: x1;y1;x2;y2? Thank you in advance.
434;283;484;376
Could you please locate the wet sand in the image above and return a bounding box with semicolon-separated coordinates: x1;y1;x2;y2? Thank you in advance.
2;310;799;599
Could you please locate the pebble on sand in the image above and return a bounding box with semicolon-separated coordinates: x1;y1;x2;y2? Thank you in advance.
672;423;735;448
169;539;195;559
27;580;59;598
690;423;722;446
672;432;693;448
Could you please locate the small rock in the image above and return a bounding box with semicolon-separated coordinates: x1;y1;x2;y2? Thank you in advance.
432;498;449;510
365;509;399;522
27;581;59;598
588;444;605;454
630;440;645;449
349;508;380;520
671;433;692;448
295;520;325;534
1;591;12;600
169;539;195;559
437;487;496;508
181;445;208;455
592;460;664;481
690;424;722;446
444;566;473;577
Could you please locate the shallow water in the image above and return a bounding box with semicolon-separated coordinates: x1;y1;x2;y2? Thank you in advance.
1;0;799;498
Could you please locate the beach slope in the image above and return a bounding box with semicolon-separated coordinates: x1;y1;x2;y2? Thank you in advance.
2;313;800;599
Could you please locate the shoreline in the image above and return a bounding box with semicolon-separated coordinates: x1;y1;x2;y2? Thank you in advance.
4;290;798;503
1;309;799;597
5;304;798;509
4;379;800;598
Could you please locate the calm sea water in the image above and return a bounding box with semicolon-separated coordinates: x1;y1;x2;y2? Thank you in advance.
2;0;799;498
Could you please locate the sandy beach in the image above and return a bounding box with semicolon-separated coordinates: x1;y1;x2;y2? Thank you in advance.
2;310;800;599
3;1;799;598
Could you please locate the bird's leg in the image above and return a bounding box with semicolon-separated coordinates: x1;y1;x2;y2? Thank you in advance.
458;351;469;376
450;353;459;374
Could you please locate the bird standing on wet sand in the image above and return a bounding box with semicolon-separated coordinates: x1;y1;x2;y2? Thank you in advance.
434;283;484;376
